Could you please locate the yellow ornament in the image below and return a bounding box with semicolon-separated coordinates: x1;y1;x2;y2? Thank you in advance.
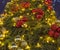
36;43;42;48
21;8;25;11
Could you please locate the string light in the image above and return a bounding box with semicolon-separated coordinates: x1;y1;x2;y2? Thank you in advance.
21;8;25;12
40;36;43;39
25;45;30;50
36;43;42;48
19;16;23;19
44;36;53;43
22;23;28;28
0;18;3;26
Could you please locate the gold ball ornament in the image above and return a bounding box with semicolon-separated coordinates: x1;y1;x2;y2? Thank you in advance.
14;35;21;42
8;42;18;49
21;41;27;48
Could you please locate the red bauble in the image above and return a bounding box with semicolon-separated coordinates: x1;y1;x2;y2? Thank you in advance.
20;2;30;8
51;24;58;31
35;13;43;20
32;8;44;20
32;8;44;14
16;20;24;28
16;17;28;28
48;30;54;37
44;0;52;6
22;17;28;22
57;27;60;33
32;9;37;13
48;5;52;10
11;4;19;13
54;32;60;38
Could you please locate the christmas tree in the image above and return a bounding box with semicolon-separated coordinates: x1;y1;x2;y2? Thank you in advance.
0;0;60;50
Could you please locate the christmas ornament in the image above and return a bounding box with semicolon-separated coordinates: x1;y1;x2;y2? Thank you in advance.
32;8;44;13
21;41;27;48
48;30;60;38
48;24;60;38
11;4;19;13
32;8;44;20
14;35;21;42
57;27;60;33
0;33;5;40
54;32;59;38
8;42;18;49
51;24;58;31
48;30;54;37
22;17;28;22
16;17;28;28
52;0;60;20
0;0;10;14
47;5;52;10
35;13;43;20
44;0;52;6
20;2;31;8
16;20;24;28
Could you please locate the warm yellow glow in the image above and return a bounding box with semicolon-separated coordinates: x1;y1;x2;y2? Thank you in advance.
40;36;43;39
58;47;60;50
47;10;50;12
21;35;25;40
0;18;3;26
25;45;30;50
0;41;2;44
8;44;18;49
27;13;30;15
3;30;9;34
52;40;55;43
38;4;42;8
45;36;53;43
22;24;28;28
3;34;6;38
33;12;36;14
36;43;42;47
51;11;55;15
21;8;25;11
29;8;33;10
1;42;4;46
19;16;23;19
13;23;16;27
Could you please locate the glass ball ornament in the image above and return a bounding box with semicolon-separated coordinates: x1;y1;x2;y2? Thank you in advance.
14;35;21;42
21;41;28;48
8;42;18;50
0;33;5;40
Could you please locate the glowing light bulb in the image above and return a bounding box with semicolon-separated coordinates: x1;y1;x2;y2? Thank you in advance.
40;36;43;39
38;4;42;8
0;18;3;26
1;42;4;46
22;24;28;28
27;13;29;15
21;8;25;11
25;45;30;49
45;36;53;43
19;16;23;19
36;43;42;48
13;23;16;27
52;40;55;43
